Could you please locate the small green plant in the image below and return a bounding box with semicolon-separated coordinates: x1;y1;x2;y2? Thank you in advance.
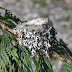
0;7;72;72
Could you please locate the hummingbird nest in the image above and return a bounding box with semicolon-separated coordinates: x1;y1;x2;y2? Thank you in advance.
13;18;57;57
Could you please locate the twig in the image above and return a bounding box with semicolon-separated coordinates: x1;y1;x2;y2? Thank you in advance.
0;22;18;37
52;53;66;61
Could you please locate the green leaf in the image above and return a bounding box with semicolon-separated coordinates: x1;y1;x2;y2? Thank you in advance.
63;61;72;72
1;19;16;28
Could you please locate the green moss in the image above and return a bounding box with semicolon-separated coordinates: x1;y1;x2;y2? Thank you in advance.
51;0;65;3
64;17;69;21
42;14;49;18
61;30;66;34
39;0;47;7
62;5;69;10
70;41;72;44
